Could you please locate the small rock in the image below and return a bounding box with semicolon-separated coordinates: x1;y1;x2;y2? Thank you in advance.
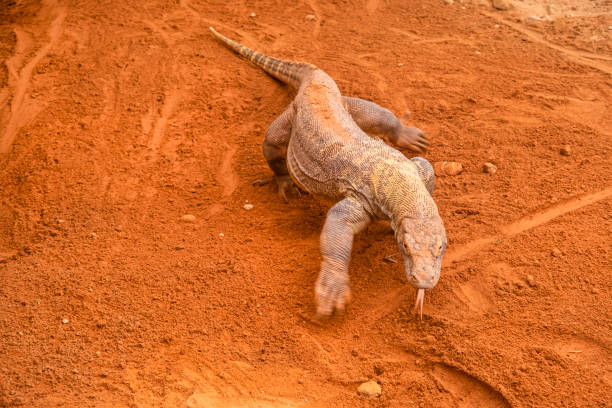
526;16;543;22
96;320;106;328
243;203;254;210
560;145;571;156
433;161;463;176
444;0;454;4
115;225;123;232
249;12;256;18
494;24;500;28
357;381;381;398
62;318;69;324
526;274;536;287
90;232;97;239
608;26;612;30
591;287;599;294
482;162;497;174
474;51;481;55
219;233;225;238
305;14;316;21
424;334;436;344
181;214;196;223
373;364;384;375
551;248;562;257
491;0;510;11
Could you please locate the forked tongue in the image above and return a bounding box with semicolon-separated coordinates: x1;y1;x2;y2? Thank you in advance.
413;288;425;319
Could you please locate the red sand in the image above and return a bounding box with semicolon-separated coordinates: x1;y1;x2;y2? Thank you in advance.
1;0;610;406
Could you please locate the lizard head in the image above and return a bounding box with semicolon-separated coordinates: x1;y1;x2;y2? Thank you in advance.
396;216;447;318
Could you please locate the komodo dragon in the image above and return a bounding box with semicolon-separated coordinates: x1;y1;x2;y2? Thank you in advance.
210;27;447;318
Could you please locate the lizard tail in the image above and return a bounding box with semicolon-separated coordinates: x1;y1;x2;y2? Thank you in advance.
209;27;315;88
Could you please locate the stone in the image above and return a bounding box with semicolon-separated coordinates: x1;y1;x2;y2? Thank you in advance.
482;162;497;174
243;203;254;210
526;274;536;287
249;12;256;18
424;334;436;344
551;248;562;257
62;318;69;324
434;161;463;176
560;145;571;156
305;14;316;21
181;214;196;223
444;0;454;4
357;381;381;398
491;0;510;11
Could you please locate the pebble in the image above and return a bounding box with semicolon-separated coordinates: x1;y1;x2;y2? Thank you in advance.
424;334;436;344
444;0;454;5
526;274;536;287
62;318;69;324
249;12;256;18
181;214;196;223
560;145;571;156
608;26;612;30
243;203;254;210
434;161;463;176
305;14;316;21
357;381;381;398
551;248;562;257
219;233;225;238
90;232;97;239
491;0;510;11
482;162;497;174
591;287;599;294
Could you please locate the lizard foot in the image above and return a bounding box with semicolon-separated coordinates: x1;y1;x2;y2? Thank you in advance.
314;272;351;317
276;174;299;202
391;125;429;152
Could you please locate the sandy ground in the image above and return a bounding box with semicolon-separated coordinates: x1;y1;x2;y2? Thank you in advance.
1;0;611;406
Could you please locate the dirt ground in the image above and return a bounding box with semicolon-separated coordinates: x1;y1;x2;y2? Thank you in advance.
1;0;611;406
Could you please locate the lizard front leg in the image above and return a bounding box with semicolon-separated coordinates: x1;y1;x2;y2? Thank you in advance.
316;197;371;316
343;96;428;152
262;103;296;201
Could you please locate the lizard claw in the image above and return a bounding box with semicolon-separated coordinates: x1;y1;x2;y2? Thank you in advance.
315;272;351;317
252;178;272;186
276;174;298;202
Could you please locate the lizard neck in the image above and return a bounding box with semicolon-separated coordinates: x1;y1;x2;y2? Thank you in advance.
370;160;438;231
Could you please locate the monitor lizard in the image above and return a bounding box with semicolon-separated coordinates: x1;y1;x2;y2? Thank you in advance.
210;27;447;318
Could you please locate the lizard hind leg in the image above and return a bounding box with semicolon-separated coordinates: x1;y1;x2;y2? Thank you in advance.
261;103;297;202
410;157;435;195
342;96;429;152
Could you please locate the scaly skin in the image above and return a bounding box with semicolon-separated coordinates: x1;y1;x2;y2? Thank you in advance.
210;28;447;317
